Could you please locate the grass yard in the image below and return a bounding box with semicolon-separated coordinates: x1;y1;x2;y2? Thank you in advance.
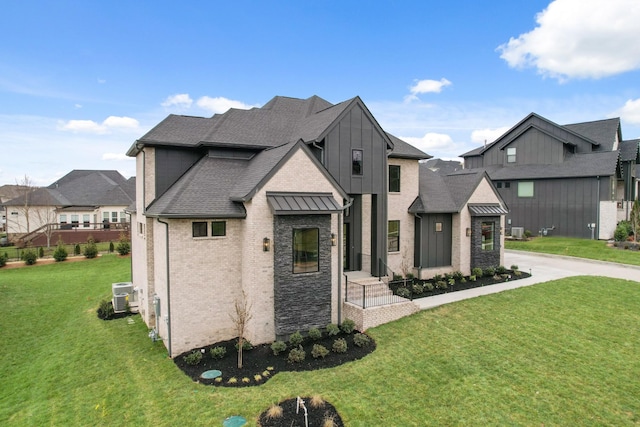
1;256;640;426
505;236;640;266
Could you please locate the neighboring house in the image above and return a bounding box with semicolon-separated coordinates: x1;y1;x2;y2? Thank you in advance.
423;158;463;175
128;95;508;357
461;113;639;239
1;170;135;245
0;185;30;233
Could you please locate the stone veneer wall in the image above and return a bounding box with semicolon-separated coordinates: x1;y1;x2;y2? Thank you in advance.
470;216;501;269
273;215;332;338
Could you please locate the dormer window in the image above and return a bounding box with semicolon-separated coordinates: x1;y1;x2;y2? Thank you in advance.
507;147;516;163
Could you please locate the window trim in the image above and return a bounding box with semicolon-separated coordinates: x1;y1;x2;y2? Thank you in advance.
506;147;516;163
192;221;208;238
518;181;534;198
293;228;319;274
352;149;363;176
389;164;401;192
211;221;226;237
481;222;494;251
388;220;400;252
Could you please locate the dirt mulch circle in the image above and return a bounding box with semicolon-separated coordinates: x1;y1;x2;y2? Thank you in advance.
258;396;344;427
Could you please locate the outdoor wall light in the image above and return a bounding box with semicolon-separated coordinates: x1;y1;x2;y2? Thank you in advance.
331;233;337;246
466;227;471;237
263;237;270;252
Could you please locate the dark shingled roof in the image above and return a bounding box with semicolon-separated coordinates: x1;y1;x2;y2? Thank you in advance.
409;164;490;214
424;158;463;175
2;170;134;207
387;133;431;159
619;139;640;162
564;118;620;152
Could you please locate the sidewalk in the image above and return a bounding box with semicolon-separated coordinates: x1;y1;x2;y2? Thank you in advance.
414;250;640;310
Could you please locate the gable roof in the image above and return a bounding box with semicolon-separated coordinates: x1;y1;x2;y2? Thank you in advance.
2;170;134;207
424;158;463;175
460;113;620;157
145;140;347;218
387;133;431;159
409;164;501;214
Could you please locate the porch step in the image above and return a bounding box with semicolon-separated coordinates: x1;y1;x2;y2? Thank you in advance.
345;279;395;299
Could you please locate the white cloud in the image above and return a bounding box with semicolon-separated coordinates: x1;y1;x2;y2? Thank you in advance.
410;78;452;95
59;116;140;134
615;98;640;125
470;127;510;145
161;93;193;109
497;0;640;80
97;78;106;84
196;96;255;114
400;132;455;153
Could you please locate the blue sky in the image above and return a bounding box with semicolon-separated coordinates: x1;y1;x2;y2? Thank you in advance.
1;0;639;186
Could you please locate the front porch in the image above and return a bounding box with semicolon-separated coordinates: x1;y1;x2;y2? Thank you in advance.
343;271;420;331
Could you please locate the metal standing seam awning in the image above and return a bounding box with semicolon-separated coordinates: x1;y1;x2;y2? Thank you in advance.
266;192;342;215
468;204;509;216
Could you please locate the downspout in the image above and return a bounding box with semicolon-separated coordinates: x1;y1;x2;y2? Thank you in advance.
414;213;422;278
596;176;600;240
157;217;172;357
337;198;355;324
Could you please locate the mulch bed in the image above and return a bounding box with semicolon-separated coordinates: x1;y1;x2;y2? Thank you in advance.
174;331;376;388
257;396;344;427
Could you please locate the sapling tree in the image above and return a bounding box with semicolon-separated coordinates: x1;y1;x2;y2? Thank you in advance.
230;290;253;369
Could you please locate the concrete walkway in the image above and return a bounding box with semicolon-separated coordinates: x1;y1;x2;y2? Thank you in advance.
414;250;640;310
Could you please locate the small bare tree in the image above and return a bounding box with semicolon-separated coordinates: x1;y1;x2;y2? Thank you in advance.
229;290;253;369
14;175;37;234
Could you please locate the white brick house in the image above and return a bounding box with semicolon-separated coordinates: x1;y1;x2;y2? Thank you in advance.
127;95;507;357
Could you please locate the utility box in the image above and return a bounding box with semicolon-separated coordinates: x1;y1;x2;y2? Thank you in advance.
511;227;524;239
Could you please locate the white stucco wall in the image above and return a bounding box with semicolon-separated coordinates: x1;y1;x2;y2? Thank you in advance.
599;201;618;240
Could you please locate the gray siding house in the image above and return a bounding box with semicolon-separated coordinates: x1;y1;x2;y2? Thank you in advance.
461;113;639;239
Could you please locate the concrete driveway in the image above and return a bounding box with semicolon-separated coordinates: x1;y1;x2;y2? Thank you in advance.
414;249;640;310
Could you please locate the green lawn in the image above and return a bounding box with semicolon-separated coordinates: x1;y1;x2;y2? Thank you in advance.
505;236;640;266
1;256;640;426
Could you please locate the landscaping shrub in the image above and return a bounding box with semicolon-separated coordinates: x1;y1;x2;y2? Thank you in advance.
210;346;227;360
22;249;37;265
405;272;414;280
614;221;633;242
74;244;81;255
433;274;443;282
38;247;44;258
423;282;434;291
483;266;496;277
452;271;464;280
326;323;340;336
0;252;7;268
116;234;131;256
412;283;424;294
289;331;303;346
496;265;508;274
332;338;348;353
340;318;356;334
109;241;114;252
96;299;114;320
308;327;322;340
510;264;519;271
270;340;287;356
53;240;68;262
311;344;329;359
353;333;371;347
435;280;447;290
471;267;483;277
234;339;253;351
469;275;477;282
287;346;306;363
84;237;98;259
524;229;532;238
396;287;411;298
183;350;203;366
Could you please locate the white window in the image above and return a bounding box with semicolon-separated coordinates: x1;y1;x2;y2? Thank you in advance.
507;147;516;163
518;181;534;198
